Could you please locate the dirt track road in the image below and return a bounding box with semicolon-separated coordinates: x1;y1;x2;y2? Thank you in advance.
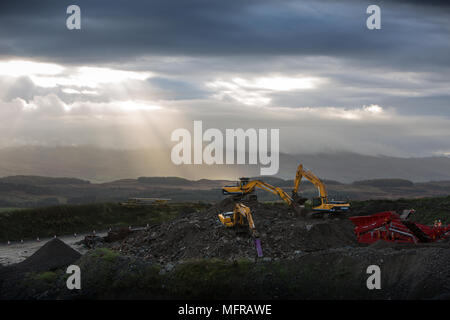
0;232;107;266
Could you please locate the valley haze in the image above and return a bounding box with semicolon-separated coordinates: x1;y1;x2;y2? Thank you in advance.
1;146;450;183
1;146;450;208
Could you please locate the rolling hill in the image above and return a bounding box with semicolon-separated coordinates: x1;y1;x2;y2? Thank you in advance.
1;146;450;183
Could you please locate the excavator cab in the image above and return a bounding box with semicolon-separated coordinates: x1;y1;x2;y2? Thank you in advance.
223;177;257;201
312;197;323;208
239;177;250;187
222;211;234;218
238;177;255;200
222;177;251;196
218;211;236;227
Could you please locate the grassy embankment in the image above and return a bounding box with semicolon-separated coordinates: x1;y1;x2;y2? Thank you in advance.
0;207;23;213
350;195;450;224
1;195;448;242
14;248;373;300
0;202;211;242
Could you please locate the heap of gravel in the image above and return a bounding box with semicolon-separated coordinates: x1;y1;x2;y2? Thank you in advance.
0;238;82;299
13;238;82;273
107;199;358;264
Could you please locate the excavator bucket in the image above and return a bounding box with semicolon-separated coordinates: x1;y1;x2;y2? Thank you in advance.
292;193;307;205
292;203;304;217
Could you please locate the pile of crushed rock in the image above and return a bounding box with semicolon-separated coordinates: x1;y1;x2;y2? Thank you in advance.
14;238;81;273
0;238;81;276
106;199;358;264
0;238;82;299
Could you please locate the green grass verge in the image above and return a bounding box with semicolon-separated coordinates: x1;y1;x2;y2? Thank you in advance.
351;195;450;224
18;251;374;300
0;202;210;242
0;207;24;213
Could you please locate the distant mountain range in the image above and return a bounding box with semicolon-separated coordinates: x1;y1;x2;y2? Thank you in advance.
0;174;450;208
1;146;450;183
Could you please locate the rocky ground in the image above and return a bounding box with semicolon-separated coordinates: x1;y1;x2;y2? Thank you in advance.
107;199;358;264
1;199;449;300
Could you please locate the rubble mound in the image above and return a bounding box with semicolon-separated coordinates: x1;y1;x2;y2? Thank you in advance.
369;240;399;249
111;200;358;263
15;238;82;273
105;227;132;242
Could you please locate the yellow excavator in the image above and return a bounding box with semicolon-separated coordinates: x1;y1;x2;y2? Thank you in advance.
292;164;350;214
218;203;264;257
222;177;294;206
218;203;258;238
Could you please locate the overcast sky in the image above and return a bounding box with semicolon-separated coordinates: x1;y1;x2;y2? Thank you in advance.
0;0;449;157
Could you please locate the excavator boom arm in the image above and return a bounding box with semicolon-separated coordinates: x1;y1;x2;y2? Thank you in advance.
247;180;293;206
235;203;255;229
293;164;328;199
222;179;293;206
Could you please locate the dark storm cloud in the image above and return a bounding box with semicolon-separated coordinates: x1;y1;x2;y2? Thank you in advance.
0;0;449;157
0;0;449;70
389;0;450;7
